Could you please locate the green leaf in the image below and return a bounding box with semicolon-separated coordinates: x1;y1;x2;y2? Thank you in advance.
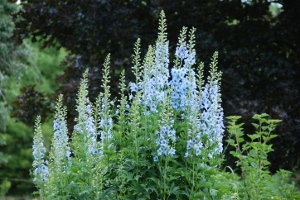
248;134;260;140
226;138;236;146
192;192;205;198
237;137;245;143
252;123;259;129
169;182;180;195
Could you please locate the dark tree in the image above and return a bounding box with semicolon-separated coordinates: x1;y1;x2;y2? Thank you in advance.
9;0;300;172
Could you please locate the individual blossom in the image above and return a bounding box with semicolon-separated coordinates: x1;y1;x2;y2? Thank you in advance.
153;156;159;162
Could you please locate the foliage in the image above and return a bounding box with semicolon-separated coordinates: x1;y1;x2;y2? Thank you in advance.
32;13;300;199
0;0;32;195
9;0;300;172
223;114;299;199
0;0;30;131
0;39;67;196
11;40;67;126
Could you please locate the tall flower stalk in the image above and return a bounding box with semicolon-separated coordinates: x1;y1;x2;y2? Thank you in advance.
199;52;224;158
73;70;99;161
49;94;71;172
32;116;48;197
130;11;170;113
44;95;72;198
96;54;114;153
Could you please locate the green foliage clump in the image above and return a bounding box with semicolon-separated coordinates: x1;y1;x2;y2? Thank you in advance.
0;39;67;196
0;0;32;195
226;114;299;199
32;12;300;199
0;0;30;132
10;0;300;172
0;0;68;196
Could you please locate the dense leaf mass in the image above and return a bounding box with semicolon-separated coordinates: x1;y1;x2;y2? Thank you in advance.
9;0;300;172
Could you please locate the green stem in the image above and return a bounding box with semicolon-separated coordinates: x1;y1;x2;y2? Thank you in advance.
192;159;195;197
162;157;169;200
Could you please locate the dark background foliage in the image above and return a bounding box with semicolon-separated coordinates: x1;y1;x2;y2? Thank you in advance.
8;0;300;176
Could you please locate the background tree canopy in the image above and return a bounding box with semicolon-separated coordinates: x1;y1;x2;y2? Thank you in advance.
9;0;300;173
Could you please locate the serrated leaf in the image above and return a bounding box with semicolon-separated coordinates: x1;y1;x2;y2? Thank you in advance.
169;182;180;195
248;134;260;140
226;138;235;146
252;123;259;129
237;137;244;143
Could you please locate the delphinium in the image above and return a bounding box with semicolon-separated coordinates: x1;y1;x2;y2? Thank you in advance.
126;11;181;199
153;97;176;162
129;11;169;114
153;95;177;199
126;11;225;198
169;27;198;113
169;27;203;161
168;25;224;198
72;70;99;162
31;10;226;199
31;10;300;200
199;52;224;159
49;95;71;171
169;26;224;162
32;116;49;193
45;94;72;198
95;54;114;155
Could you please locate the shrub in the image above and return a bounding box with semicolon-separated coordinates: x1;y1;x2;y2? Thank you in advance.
31;11;300;199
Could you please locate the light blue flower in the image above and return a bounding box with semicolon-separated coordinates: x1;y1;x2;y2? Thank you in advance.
129;42;170;113
169;67;198;112
155;125;176;158
199;81;224;156
32;117;49;183
74;101;100;156
33;163;49;183
52;119;72;167
175;45;188;60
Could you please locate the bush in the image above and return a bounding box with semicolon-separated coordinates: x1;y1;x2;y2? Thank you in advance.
31;11;300;199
